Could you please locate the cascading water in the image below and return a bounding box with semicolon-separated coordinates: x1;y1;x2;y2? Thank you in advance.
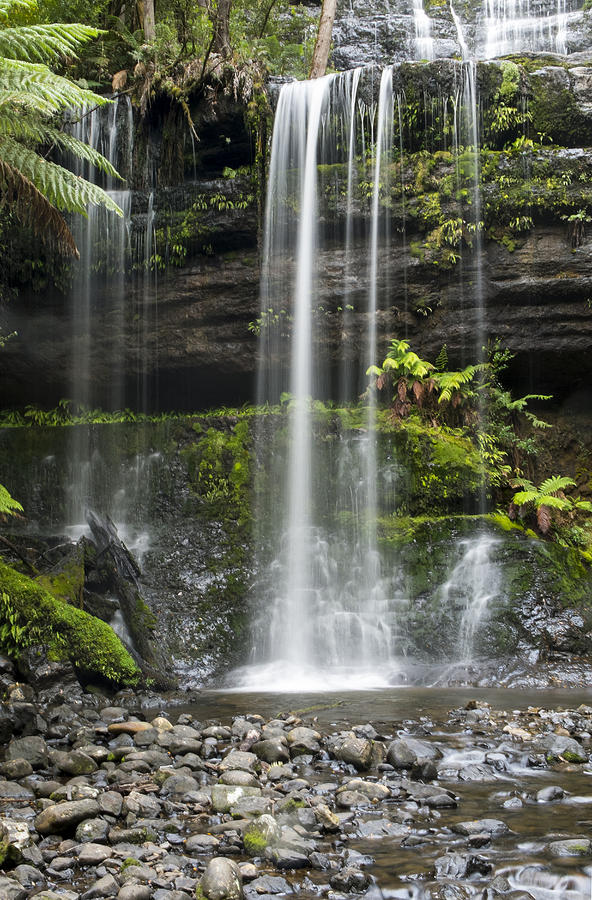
412;0;435;59
65;97;158;542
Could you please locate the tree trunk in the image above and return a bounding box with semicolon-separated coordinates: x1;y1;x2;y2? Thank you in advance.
212;0;232;56
309;0;337;79
143;0;156;41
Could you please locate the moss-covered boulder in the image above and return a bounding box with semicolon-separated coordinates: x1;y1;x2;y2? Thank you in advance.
0;561;140;688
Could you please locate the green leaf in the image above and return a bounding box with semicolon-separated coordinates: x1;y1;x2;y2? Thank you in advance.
0;483;23;516
538;475;575;496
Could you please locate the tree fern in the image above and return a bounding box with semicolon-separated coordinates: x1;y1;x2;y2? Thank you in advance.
0;484;23;518
435;363;487;404
0;0;123;254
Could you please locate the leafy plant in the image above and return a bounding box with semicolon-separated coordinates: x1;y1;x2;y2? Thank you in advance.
0;483;22;518
510;475;592;534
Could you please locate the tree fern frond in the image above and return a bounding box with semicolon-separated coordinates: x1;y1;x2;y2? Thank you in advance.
534;494;571;510
0;0;35;24
0;483;23;517
0;59;112;112
538;475;575;495
0;24;102;63
575;500;592;513
0;158;78;255
0;116;121;179
0;137;123;216
512;490;540;506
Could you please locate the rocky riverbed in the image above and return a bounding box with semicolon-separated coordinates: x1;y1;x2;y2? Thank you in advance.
0;668;591;899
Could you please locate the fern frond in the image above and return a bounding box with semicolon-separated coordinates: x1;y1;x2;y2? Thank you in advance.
535;494;571;510
434;344;448;371
0;117;120;178
0;0;35;24
575;500;592;513
366;365;382;377
0;158;78;255
0;483;23;517
0;137;123;216
0;24;102;63
0;59;112;112
538;475;575;495
512;490;540;506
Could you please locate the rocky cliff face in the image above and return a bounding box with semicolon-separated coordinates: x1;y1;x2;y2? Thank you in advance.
3;55;592;408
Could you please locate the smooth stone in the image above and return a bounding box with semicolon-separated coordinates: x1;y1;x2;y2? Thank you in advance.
0;818;32;853
0;876;27;899
219;751;259;774
0;759;33;779
314;804;340;832
49;749;97;776
117;887;152;900
212;785;261;813
108;721;153;735
243;815;281;856
387;738;440;768
35;799;101;835
81;873;120;898
75;817;110;844
433;853;492;879
159;773;200;798
329;867;371;892
150;716;173;732
357;819;409;839
286;727;321;755
339;779;390;801
98;790;124;817
185;833;220;853
201;857;243;900
0;781;34;801
246;875;291;894
548;838;592;856
266;847;308;869
13;863;44;887
77;842;113;864
334;738;374;771
230;796;272;819
451;820;509;838
219;770;259;788
251;740;290;765
536;734;588;763
336;790;372;809
6;736;48;769
537;785;565;802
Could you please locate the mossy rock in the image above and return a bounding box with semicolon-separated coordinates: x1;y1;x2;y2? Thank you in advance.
36;543;85;608
0;560;140;688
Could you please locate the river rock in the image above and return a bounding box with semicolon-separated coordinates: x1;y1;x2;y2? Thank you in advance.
219;770;259;787
185;833;221;853
107;720;153;735
286;727;321;755
0;876;26;899
548;838;592;856
536;734;588;762
212;785;261;813
159;772;200;798
243;814;281;855
0;758;33;778
117;887;152;900
230;796;272;818
334;737;373;770
387;737;440;768
451;819;509;838
77;842;113;864
329;867;371;892
201;857;243;900
35;799;101;834
49;749;98;776
219;751;259;774
75;816;109;843
433;852;492;878
266;847;309;869
252;739;290;764
6;735;48;768
81;873;120;898
245;875;291;895
338;779;391;800
536;785;565;802
0;781;34;801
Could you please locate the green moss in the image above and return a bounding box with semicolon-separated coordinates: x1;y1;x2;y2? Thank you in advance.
36;554;85;608
121;857;142;871
562;750;587;763
0;561;140;687
243;830;268;855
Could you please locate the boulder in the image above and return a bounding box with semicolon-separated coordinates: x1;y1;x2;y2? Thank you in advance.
200;857;243;900
34;799;100;835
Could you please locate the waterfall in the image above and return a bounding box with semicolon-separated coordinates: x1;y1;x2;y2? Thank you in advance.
482;0;571;57
412;0;435;59
440;535;501;660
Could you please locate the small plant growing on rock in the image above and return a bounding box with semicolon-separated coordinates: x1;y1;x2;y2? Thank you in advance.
510;475;592;535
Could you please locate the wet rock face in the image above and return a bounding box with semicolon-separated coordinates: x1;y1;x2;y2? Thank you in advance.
0;696;590;898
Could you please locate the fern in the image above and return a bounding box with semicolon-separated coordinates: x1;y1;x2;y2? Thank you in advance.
435;364;487;404
0;3;122;254
538;475;575;495
0;483;23;517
